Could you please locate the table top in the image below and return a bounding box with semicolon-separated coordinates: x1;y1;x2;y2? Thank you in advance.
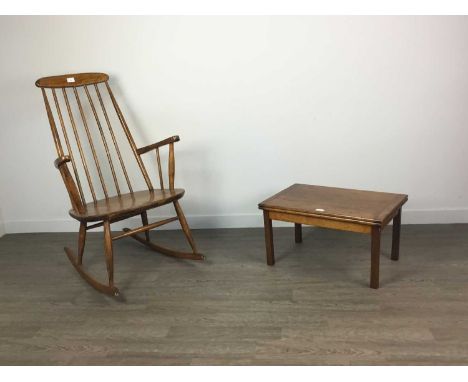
259;184;408;225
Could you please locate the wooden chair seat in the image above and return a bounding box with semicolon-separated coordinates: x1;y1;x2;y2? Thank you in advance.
69;189;185;222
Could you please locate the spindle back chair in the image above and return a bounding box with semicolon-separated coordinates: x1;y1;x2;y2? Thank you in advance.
36;72;204;297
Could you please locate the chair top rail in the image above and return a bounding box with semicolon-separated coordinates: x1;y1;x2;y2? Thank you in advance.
36;73;109;88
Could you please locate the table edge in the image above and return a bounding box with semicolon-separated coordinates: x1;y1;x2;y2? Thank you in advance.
259;196;408;226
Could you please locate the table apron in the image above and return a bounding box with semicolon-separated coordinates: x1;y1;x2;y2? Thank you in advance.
267;210;374;234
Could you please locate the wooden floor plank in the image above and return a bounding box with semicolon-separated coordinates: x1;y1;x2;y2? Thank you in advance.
0;225;468;365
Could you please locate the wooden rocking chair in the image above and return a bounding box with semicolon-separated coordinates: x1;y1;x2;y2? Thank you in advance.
36;72;204;297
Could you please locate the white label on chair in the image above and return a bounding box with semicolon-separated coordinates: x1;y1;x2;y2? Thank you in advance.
67;77;75;83
315;208;325;212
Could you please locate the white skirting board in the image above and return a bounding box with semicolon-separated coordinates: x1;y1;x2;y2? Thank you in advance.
0;208;5;238
3;208;468;234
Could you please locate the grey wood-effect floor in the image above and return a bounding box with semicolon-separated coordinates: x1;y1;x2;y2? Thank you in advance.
1;224;468;365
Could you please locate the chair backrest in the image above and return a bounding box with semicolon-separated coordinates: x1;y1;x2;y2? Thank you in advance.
36;72;155;205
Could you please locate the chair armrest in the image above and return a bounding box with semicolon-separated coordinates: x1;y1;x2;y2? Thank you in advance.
54;155;71;169
53;155;83;212
137;135;180;155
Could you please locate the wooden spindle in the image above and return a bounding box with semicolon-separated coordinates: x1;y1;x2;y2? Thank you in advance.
105;81;153;191
169;142;175;190
94;84;133;194
156;147;164;189
62;88;97;203
41;89;64;157
73;87;109;199
52;89;86;205
84;85;121;196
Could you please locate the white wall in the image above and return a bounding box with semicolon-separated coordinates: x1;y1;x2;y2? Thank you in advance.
1;16;468;233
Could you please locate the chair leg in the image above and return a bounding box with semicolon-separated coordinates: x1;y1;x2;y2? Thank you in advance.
141;211;150;241
64;220;120;296
173;200;198;254
124;230;205;260
77;222;86;265
123;202;204;260
103;220;114;287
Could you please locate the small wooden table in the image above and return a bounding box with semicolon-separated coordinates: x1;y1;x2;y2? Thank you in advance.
258;184;408;289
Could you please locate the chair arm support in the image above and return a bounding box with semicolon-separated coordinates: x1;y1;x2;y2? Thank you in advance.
137;135;180;155
54;155;71;169
53;155;84;213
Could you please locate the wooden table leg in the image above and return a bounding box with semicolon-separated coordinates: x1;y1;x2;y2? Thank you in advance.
263;211;275;265
391;208;402;261
295;223;302;243
370;226;381;289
